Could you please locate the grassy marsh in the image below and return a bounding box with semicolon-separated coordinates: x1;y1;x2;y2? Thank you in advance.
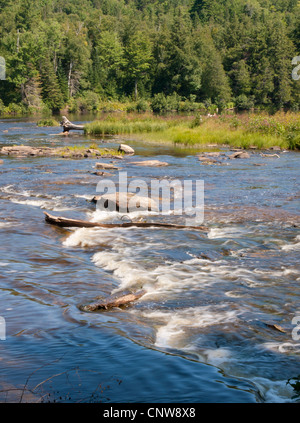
83;112;300;150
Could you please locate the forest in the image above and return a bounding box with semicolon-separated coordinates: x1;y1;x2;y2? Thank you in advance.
0;0;299;116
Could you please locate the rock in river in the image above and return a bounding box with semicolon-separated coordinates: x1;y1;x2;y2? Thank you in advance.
91;192;158;212
229;151;250;159
118;144;135;155
130;160;168;167
95;162;118;170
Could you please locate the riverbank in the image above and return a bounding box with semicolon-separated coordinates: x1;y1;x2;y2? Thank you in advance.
83;112;300;151
3;110;299;151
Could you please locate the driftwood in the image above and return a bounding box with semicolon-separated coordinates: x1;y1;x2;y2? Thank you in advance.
60;116;85;133
80;290;146;312
44;211;208;231
265;323;286;333
260;153;280;158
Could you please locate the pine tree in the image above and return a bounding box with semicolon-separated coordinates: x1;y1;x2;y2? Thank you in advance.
40;55;64;111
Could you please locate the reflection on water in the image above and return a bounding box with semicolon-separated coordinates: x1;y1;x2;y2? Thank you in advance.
0;118;299;403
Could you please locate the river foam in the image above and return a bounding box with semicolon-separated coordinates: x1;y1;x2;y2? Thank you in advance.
281;235;300;251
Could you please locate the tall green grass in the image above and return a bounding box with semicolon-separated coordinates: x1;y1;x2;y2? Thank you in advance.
83;112;299;150
84;115;181;136
85;120;169;135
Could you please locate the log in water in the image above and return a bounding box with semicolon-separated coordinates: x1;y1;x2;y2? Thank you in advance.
44;211;208;231
80;291;146;312
60;116;85;133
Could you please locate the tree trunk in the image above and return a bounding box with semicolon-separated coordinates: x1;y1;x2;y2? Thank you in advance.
60;116;85;133
68;60;73;98
134;78;138;101
44;211;208;231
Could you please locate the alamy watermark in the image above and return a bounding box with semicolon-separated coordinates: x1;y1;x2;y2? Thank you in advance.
292;315;300;341
95;172;204;225
0;56;5;81
292;56;300;81
0;316;6;340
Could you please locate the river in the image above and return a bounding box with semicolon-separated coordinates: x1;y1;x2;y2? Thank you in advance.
0;117;299;403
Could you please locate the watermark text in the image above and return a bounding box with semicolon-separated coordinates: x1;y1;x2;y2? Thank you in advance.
0;316;6;340
95;172;204;225
292;315;300;341
0;56;5;80
292;56;300;81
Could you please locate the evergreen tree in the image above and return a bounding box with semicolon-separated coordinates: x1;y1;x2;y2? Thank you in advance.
0;0;299;112
40;55;64;111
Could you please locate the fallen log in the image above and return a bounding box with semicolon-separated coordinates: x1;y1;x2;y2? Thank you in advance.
265;323;286;333
80;290;146;312
60;116;85;133
44;211;208;231
260;153;280;158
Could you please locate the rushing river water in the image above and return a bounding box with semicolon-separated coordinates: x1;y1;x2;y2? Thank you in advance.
0;117;299;403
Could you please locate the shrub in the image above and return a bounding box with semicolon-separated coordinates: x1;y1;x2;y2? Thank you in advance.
0;98;4;114
136;99;150;113
151;93;168;113
190;114;204;128
79;91;100;112
67;92;101;113
36;118;59;127
3;102;27;115
235;95;255;111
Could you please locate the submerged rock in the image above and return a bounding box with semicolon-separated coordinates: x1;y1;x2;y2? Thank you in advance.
91;171;112;176
0;145;55;157
203;152;222;157
95;162;118;170
198;152;226;165
198;156;217;162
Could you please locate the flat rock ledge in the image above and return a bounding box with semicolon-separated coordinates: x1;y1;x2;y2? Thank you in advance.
0;145;121;159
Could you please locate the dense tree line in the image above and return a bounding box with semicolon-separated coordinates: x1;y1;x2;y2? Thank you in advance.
0;0;299;114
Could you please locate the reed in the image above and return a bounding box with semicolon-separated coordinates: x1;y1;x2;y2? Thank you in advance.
83;112;299;150
84;114;183;136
